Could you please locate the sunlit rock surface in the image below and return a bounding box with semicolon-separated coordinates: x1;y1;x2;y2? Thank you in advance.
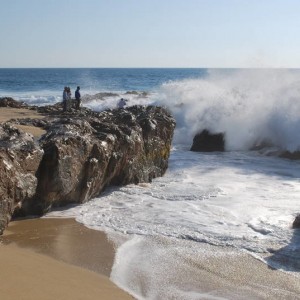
0;102;175;233
0;124;43;233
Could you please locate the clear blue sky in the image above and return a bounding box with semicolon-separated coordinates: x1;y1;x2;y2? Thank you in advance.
1;0;300;68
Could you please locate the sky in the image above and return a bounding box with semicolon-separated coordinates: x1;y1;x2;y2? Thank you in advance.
1;0;300;68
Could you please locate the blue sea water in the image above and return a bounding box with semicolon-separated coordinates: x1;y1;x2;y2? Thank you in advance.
2;68;300;299
0;68;207;94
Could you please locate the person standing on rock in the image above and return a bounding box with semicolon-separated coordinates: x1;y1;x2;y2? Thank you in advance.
75;86;81;110
117;98;127;109
62;86;68;112
67;87;72;111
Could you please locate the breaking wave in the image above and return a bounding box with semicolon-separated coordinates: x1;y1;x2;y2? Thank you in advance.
156;69;300;152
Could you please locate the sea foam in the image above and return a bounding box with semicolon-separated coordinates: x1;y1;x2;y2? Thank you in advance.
155;69;300;152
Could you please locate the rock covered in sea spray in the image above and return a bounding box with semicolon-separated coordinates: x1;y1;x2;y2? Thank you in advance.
0;97;28;108
0;104;175;233
293;215;300;229
0;124;43;234
190;129;225;152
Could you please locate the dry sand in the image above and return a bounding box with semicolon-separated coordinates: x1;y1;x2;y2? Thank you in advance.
0;218;133;300
0;107;46;137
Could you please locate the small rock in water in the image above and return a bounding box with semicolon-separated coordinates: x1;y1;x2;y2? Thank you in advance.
190;129;225;152
293;214;300;229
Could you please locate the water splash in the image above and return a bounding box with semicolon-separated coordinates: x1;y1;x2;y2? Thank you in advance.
156;69;300;151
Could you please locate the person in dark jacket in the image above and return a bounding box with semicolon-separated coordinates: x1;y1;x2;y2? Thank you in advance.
75;86;81;110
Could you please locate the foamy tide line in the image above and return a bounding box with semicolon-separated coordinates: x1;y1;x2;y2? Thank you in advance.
3;89;155;110
46;147;300;259
2;91;62;106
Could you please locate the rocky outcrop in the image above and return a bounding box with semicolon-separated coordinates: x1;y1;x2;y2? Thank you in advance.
0;104;175;233
293;215;300;229
0;124;44;233
0;97;28;108
190;130;225;152
279;151;300;160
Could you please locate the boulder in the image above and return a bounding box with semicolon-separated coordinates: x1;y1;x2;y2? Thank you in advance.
0;97;27;108
279;151;300;160
1;104;175;221
190;130;225;152
0;124;43;234
293;215;300;229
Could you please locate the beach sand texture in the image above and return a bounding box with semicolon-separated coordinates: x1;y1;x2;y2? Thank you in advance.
0;218;133;300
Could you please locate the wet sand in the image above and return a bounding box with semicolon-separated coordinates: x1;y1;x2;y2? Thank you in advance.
0;218;133;300
110;234;300;299
0;107;132;299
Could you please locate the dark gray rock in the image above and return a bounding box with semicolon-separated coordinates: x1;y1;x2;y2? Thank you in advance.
190;130;225;152
279;151;300;160
0;97;28;108
293;215;300;229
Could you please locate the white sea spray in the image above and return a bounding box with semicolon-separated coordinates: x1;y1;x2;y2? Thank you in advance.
156;69;300;151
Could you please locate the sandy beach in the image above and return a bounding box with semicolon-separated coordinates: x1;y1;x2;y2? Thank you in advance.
0;107;46;137
0;218;133;300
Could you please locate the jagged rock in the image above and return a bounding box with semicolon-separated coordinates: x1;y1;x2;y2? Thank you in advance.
293;215;300;229
0;97;28;108
0;104;175;225
0;124;44;234
26;105;175;214
125;91;148;97
82;92;119;102
279;151;300;160
190;130;225;152
11;118;51;130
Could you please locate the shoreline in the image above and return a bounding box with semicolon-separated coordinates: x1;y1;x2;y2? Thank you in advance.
0;218;133;300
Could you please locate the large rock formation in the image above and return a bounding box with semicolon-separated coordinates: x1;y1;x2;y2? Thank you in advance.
190;130;225;152
0;104;175;234
0;124;43;233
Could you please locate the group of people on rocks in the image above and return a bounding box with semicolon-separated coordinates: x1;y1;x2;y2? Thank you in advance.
62;86;130;112
62;86;81;112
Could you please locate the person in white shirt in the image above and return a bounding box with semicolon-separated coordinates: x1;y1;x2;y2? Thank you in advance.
117;98;127;109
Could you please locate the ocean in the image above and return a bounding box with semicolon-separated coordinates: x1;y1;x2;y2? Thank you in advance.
1;68;300;299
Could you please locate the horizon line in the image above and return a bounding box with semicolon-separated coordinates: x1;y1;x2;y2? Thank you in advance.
1;67;300;69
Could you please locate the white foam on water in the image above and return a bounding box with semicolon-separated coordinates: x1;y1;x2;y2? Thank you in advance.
84;91;155;112
3;91;62;106
47;147;300;298
64;148;300;254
